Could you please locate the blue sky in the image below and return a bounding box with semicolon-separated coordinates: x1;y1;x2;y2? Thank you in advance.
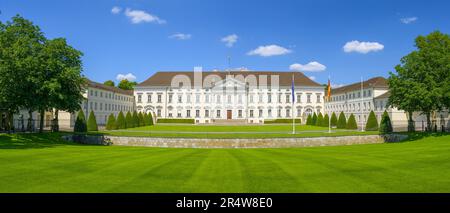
1;0;449;87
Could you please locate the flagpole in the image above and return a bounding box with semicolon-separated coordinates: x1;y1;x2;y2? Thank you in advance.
292;73;295;134
328;75;331;133
360;76;364;132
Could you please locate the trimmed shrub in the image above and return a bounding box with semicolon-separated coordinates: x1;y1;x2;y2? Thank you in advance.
322;114;330;127
87;110;98;131
264;119;301;124
306;114;312;125
138;112;145;126
365;110;379;131
317;113;324;126
330;112;338;127
147;112;154;126
74;110;87;132
106;113;117;130
337;112;347;129
116;111;126;129
125;111;133;128
346;113;358;129
312;113;318;125
157;119;195;124
379;111;393;134
132;111;139;127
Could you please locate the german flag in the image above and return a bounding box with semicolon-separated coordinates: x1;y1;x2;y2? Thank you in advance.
327;78;331;101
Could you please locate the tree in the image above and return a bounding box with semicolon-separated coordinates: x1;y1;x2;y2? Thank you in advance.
323;114;330;127
346;114;358;130
337;112;347;129
132;111;139;127
103;80;115;87
74;110;87;132
312;113;318;126
116;111;126;129
118;79;137;90
106;113;117;130
317;112;324;126
388;31;450;132
306;114;312;125
125;111;133;128
138;112;145;126
330;112;338;127
87;110;98;131
380;111;393;134
147;112;154;126
365;110;379;131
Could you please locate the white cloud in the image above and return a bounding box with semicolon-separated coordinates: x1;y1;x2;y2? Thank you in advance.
116;73;136;81
124;8;166;24
308;76;316;81
221;34;238;47
169;33;192;40
400;17;418;24
343;40;384;54
331;83;345;88
247;45;292;57
289;61;326;72
111;6;122;14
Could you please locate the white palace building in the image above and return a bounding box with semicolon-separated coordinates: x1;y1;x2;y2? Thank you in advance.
134;71;325;124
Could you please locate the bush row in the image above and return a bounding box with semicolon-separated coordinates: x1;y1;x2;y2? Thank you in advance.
74;110;154;132
264;119;301;124
156;119;195;124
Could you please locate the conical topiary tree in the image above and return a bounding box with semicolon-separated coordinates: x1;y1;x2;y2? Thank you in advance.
87;110;98;131
106;113;117;130
74;110;87;132
317;112;324;126
132;111;139;127
322;114;330;127
138;112;145;126
125;111;133;128
346;113;357;129
142;112;148;126
312;112;318;126
337;112;347;129
365;110;379;131
116;111;126;129
330;112;338;127
379;111;393;134
306;114;312;125
148;112;154;126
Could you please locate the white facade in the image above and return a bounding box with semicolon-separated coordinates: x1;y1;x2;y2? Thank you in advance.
134;71;325;124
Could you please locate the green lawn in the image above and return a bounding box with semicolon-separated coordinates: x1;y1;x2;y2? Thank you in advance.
99;124;379;138
0;132;449;192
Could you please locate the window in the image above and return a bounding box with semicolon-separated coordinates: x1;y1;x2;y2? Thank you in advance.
258;94;263;103
259;109;263;118
307;94;311;103
178;95;182;103
147;94;152;103
250;95;254;103
157;109;161;117
316;94;321;103
138;94;142;103
205;95;209;103
278;94;282;103
90;102;93;110
168;94;173;103
196;94;200;103
228;95;232;103
177;111;181;118
268;94;272;103
277;109;281;117
238;110;242;118
286;94;290;103
157;94;162;103
216;110;221;118
168;112;172;118
368;90;372;97
250;110;254;118
90;90;93;96
286;109;290;117
205;110;209;118
100;103;103;111
196;110;200;118
268;109;272;117
95;91;98;97
297;94;301;103
297;108;301;117
186;110;191;117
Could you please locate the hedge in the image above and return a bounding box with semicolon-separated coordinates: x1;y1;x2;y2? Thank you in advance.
380;111;393;134
317;112;324;126
330;112;338;127
157;119;195;124
337;112;347;129
125;111;133;128
322;114;330;127
312;113;318;125
116;111;126;129
106;113;117;130
74;110;87;132
87;110;98;131
365;110;379;131
264;119;301;124
346;113;358;130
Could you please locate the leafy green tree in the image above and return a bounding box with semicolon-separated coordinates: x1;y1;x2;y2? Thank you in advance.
138;112;145;126
103;80;115;87
380;111;393;134
116;111;126;129
87;110;98;131
346;114;358;129
106;113;117;130
337;112;347;129
147;112;154;126
118;79;137;90
74;110;87;132
306;114;312;125
311;113;318;126
317;112;324;126
365;111;379;131
330;112;338;127
323;114;330;127
125;111;133;128
132;111;139;127
388;31;450;132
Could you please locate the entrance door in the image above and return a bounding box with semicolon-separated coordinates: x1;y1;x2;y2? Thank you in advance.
227;110;232;120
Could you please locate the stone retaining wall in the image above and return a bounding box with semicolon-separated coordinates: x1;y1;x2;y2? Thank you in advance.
62;134;408;148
